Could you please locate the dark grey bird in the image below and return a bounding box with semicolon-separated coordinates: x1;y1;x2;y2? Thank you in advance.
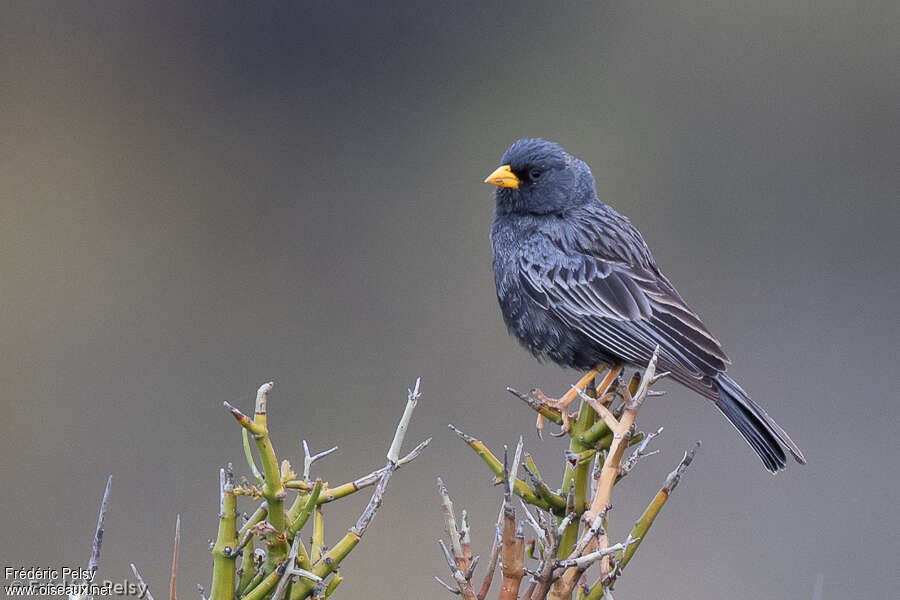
485;138;805;472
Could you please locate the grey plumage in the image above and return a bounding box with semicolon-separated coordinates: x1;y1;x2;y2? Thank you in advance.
489;138;805;472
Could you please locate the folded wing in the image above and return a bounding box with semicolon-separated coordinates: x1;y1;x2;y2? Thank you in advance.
518;249;730;397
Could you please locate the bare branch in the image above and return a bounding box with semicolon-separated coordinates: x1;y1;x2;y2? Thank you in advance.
88;475;112;577
255;381;273;415
219;466;228;517
663;441;700;493
438;540;478;600
464;555;480;581
387;377;421;463
519;500;546;544
287;437;431;500
620;427;663;477
271;534;301;600
529;510;563;600
170;514;180;600
302;440;339;481
510;435;524;493
437;477;464;563
556;510;577;539
477;522;502;600
435;576;461;595
352;379;423;536
130;564;155;600
460;509;473;565
554;537;638;570
498;449;525;600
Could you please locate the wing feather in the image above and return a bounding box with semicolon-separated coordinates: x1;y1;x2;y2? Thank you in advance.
518;243;729;382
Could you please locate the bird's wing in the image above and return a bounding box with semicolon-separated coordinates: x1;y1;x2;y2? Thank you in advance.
518;246;730;383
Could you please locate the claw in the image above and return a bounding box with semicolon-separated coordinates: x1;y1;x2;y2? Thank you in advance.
650;370;670;385
532;389;571;434
559;409;572;434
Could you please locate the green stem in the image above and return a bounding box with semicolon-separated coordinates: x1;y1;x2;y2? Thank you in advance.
578;420;611;446
251;413;286;532
287;480;322;539
238;570;263;598
321;574;342;599
237;504;267;543
449;425;554;512
235;503;266;596
236;537;256;597
242;428;264;485
559;391;598;560
619;487;666;571
227;395;289;572
210;472;238;600
240;562;284;600
311;506;324;563
618;442;700;571
251;419;289;573
583;579;606;600
289;532;360;600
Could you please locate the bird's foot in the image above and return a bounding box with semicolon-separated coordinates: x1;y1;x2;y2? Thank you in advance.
532;368;603;435
532;390;573;436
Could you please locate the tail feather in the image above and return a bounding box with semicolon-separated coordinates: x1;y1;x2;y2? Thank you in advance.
714;374;806;473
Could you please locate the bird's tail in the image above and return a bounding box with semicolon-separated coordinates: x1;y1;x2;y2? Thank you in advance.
713;374;806;473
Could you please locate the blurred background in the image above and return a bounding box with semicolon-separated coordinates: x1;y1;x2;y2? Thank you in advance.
1;2;898;599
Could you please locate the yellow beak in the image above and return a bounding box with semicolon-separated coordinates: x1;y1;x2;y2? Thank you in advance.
483;164;520;189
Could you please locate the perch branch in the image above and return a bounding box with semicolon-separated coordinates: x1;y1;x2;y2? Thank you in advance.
506;387;563;425
552;349;661;599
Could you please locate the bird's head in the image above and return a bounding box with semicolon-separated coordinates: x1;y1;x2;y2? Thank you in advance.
484;138;596;215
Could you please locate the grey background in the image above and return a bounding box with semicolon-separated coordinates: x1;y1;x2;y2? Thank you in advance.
2;2;898;599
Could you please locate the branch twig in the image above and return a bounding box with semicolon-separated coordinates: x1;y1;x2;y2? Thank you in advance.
302;441;338;481
616;442;701;574
289;380;427;600
170;514;180;600
130;564;155;600
498;448;525;600
69;475;112;600
284;437;431;499
448;424;554;512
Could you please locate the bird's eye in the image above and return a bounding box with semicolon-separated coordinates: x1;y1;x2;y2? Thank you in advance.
529;168;542;180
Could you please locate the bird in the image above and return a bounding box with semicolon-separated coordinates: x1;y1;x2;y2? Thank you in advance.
484;138;805;472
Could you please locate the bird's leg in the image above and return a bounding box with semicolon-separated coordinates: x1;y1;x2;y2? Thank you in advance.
575;366;624;429
533;368;604;434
